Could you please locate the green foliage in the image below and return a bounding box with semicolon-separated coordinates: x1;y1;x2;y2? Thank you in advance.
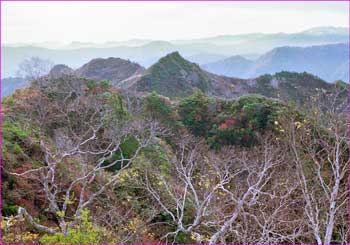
249;71;342;107
141;143;171;175
13;144;24;154
144;91;182;132
100;79;112;89
40;209;106;244
177;93;290;147
120;136;139;158
136;52;210;98
2;204;18;216
103;136;139;171
56;211;65;218
86;80;97;89
178;90;212;137
106;93;131;121
146;91;173;119
2;120;29;159
3;120;28;139
275;71;323;84
255;74;276;98
275;71;331;105
2;96;15;106
174;231;192;244
334;80;347;89
208;95;288;148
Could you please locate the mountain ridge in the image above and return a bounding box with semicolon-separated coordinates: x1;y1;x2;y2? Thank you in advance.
203;43;349;82
118;52;345;106
3;26;348;77
4;51;347;106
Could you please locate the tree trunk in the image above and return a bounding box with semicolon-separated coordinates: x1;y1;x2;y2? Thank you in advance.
18;207;55;234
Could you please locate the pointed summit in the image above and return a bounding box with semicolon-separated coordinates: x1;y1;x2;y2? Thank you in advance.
135;51;212;97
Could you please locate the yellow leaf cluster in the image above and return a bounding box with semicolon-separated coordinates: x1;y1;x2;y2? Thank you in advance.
126;217;142;233
294;121;302;129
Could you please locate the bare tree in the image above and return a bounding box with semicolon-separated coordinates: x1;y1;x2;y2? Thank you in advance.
14;57;54;124
16;56;54;81
8;120;160;235
141;135;302;244
3;75;165;236
285;87;349;245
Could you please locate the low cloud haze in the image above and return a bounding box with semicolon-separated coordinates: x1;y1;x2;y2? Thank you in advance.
3;1;349;44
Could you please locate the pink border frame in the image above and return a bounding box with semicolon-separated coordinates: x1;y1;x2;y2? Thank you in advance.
0;0;348;1
0;1;349;245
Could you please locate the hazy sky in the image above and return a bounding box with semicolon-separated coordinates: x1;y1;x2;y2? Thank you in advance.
2;1;349;44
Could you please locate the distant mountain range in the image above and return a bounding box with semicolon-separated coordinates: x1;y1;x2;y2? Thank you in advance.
203;43;349;82
1;77;27;97
3;51;347;109
3;26;348;78
202;56;254;78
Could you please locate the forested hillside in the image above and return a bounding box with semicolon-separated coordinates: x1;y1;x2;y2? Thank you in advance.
2;61;348;243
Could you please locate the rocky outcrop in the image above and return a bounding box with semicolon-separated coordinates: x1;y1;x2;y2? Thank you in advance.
74;57;145;85
49;64;74;77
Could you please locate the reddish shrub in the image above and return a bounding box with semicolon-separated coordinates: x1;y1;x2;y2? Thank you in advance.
219;123;228;130
226;118;235;126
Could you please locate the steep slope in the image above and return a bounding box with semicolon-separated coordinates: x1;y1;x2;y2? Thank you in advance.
131;52;258;98
202;55;254;78
133;52;214;97
74;57;145;85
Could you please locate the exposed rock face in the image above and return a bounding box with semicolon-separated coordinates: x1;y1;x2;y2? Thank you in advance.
49;64;74;77
74;57;145;85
